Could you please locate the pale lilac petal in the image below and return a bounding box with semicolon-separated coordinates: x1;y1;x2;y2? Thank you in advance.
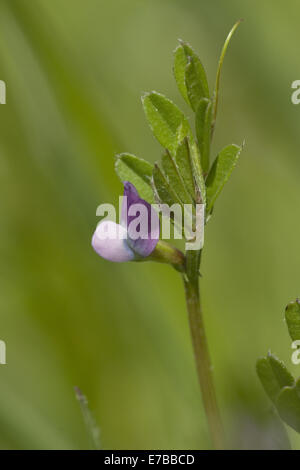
92;220;134;262
122;181;160;257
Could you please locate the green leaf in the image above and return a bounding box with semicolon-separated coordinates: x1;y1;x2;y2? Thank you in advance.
174;138;195;200
277;384;300;433
152;163;188;236
173;41;209;109
285;300;300;342
115;153;154;203
185;56;209;111
152;164;182;208
256;353;294;404
162;150;193;205
189;138;206;205
173;45;190;105
206;144;242;213
175;126;206;204
195;98;212;174
142;91;189;155
268;353;294;389
142;91;207;204
256;357;283;404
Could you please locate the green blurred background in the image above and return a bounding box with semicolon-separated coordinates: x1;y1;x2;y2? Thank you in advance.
1;0;300;449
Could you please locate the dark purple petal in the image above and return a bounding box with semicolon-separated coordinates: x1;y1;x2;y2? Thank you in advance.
121;181;160;258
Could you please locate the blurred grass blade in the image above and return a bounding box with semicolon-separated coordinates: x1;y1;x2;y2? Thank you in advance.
115;153;154;203
285;300;300;342
174;41;209;108
0;381;74;449
142;91;189;155
195;98;212;174
265;410;291;450
75;387;101;450
7;0;117;172
206;144;242;213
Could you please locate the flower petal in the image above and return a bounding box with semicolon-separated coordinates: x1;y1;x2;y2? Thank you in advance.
122;181;160;257
92;220;135;262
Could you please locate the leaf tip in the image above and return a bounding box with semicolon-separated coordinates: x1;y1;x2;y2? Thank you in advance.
141;91;149;102
256;356;265;369
285;298;300;311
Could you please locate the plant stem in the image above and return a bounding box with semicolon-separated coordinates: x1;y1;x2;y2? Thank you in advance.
184;250;224;449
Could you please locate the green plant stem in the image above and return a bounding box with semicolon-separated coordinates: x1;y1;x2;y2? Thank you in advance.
183;250;224;449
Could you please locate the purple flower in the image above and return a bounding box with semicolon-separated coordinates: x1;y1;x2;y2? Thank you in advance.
92;182;160;262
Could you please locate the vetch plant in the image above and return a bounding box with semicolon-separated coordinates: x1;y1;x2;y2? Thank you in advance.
257;300;300;440
92;21;243;449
